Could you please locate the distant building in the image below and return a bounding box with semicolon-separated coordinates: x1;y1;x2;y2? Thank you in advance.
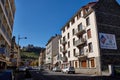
0;0;16;70
46;35;61;70
39;48;46;66
10;36;18;66
59;0;120;75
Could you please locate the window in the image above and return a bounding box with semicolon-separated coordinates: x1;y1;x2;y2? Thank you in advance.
67;33;70;39
69;61;72;66
87;29;91;39
80;47;84;55
77;12;81;19
72;29;75;35
75;61;78;68
63;36;66;41
85;8;90;13
78;23;82;31
88;42;93;52
73;38;75;46
68;51;70;58
71;18;75;25
67;24;70;29
81;60;87;68
90;58;95;68
63;28;65;33
68;41;70;48
86;17;90;26
73;49;76;56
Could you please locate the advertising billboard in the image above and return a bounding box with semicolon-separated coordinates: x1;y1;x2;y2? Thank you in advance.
99;33;117;49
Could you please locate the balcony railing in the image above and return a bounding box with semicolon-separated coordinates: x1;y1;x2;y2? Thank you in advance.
61;48;67;54
62;55;68;62
61;39;67;45
1;24;11;43
75;27;86;36
75;38;86;47
75;52;87;58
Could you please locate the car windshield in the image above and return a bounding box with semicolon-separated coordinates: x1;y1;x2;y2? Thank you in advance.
69;67;74;70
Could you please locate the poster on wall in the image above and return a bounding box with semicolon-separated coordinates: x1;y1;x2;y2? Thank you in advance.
99;33;117;49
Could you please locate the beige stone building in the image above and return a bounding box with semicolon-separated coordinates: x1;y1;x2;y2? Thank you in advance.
39;49;46;66
46;35;61;69
0;0;15;69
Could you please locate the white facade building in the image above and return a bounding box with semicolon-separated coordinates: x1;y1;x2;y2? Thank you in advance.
59;2;101;75
59;0;120;75
46;35;61;69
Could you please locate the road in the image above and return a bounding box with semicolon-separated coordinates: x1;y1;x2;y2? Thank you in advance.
15;70;120;80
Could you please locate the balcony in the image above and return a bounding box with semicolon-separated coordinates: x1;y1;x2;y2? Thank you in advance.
75;52;87;59
61;39;67;45
75;27;86;37
1;24;11;43
75;38;86;47
62;55;68;62
61;48;67;54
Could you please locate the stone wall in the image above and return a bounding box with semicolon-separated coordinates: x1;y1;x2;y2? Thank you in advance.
94;0;120;66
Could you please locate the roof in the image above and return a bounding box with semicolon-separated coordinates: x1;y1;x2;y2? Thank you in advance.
61;2;97;30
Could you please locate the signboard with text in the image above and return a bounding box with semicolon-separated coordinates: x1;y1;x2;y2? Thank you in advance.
99;33;117;50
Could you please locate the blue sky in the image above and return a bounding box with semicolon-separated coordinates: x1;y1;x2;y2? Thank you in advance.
13;0;120;47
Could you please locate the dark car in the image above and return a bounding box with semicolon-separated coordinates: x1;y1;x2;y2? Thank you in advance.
0;70;14;80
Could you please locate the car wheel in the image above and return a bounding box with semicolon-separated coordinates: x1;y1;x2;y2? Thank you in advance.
66;71;69;74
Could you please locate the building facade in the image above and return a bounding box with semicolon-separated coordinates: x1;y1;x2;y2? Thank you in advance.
39;48;46;66
59;0;120;75
46;35;61;70
0;0;15;70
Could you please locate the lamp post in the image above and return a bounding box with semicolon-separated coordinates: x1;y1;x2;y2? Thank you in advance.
17;35;27;67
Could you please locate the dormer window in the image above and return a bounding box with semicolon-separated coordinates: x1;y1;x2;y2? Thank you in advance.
77;11;81;20
67;24;70;29
86;17;90;26
71;18;75;25
85;7;90;13
63;28;65;33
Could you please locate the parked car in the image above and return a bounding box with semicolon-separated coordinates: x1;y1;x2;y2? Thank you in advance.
38;66;44;71
52;67;61;72
26;66;33;70
62;66;75;74
0;70;14;80
18;66;27;71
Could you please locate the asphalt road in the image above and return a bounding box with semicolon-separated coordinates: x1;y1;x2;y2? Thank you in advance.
15;70;120;80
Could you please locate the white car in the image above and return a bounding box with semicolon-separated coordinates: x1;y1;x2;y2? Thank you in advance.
52;67;61;72
62;66;75;74
18;66;27;71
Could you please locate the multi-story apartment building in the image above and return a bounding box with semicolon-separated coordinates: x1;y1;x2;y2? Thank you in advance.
46;35;61;70
0;0;15;70
59;0;120;75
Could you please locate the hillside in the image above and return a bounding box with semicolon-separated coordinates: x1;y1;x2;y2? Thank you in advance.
20;44;45;60
20;51;39;59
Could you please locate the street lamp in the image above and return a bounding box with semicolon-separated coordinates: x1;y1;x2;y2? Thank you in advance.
17;35;27;67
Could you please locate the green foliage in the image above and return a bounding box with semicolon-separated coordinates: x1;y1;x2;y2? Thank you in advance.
20;51;39;59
